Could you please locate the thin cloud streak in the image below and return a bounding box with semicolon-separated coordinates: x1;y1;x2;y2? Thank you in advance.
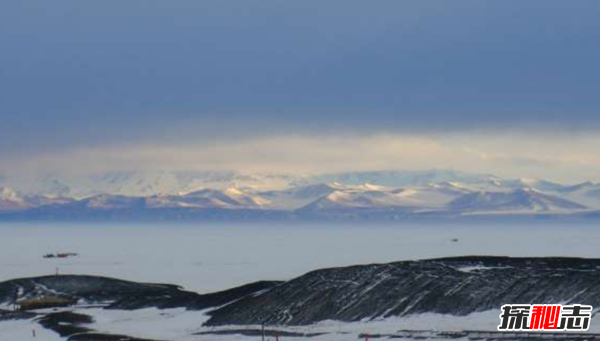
6;132;600;184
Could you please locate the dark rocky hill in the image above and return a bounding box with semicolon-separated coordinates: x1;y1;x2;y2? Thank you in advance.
0;275;280;311
206;256;600;325
4;257;600;337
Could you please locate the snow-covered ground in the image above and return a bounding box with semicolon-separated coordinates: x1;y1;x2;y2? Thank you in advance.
78;307;212;340
4;307;496;341
5;307;600;341
0;319;64;341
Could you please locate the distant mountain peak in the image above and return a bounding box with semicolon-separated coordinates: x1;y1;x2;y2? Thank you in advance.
448;188;588;213
2;170;600;220
0;186;20;202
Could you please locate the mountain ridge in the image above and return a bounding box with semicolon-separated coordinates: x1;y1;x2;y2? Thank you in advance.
1;170;600;221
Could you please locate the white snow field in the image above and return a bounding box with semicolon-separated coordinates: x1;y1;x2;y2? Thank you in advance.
5;307;600;341
2;222;600;340
0;318;64;341
0;308;514;341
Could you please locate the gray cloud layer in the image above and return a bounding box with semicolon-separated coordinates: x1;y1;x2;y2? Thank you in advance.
1;1;599;161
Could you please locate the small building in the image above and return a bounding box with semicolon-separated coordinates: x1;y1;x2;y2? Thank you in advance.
16;296;76;311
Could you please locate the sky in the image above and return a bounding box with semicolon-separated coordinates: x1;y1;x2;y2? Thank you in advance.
1;1;600;182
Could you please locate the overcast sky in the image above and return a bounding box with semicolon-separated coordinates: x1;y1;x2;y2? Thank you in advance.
1;1;600;181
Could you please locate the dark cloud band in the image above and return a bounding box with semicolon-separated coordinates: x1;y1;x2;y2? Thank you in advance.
0;0;599;158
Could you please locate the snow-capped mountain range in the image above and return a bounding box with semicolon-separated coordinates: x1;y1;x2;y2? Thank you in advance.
0;169;499;198
1;170;600;220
